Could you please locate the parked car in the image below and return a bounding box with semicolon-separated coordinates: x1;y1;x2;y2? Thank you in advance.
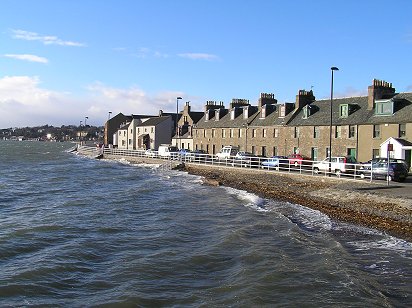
261;156;289;170
216;145;239;160
178;149;192;160
144;149;157;158
158;144;179;159
288;154;311;166
358;162;409;182
232;151;262;168
187;149;209;162
361;157;410;172
313;156;358;176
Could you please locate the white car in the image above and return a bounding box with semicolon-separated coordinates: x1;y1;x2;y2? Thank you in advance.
313;156;357;176
216;146;239;160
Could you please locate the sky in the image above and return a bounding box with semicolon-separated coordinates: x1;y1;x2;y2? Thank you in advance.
1;0;411;128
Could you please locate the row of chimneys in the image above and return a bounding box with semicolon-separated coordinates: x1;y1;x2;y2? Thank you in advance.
203;79;396;114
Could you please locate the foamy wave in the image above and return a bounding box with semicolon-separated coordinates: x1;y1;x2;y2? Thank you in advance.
280;202;333;231
348;235;412;255
223;187;268;212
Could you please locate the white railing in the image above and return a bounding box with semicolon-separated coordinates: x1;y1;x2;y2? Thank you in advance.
76;146;407;183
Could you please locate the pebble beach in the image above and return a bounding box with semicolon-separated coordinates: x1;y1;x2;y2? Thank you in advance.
183;164;412;241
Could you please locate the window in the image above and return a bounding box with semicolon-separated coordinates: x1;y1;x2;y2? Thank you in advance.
262;129;267;138
280;106;286;117
229;129;233;138
138;128;140;134
251;146;255;155
273;146;277;156
260;108;266;118
373;124;380;138
372;149;380;158
262;146;266;157
128;139;132;145
399;124;406;137
340;104;349;118
130;128;133;134
293;147;298;154
349;125;356;138
274;128;279;138
313;126;320;138
184;116;188;123
203;129;206;138
222;129;226;138
212;129;215;138
347;148;356;157
335;125;341;138
311;147;318;161
252;129;256;138
303;105;309;119
239;129;242;138
151;127;154;133
375;100;393;116
294;127;299;138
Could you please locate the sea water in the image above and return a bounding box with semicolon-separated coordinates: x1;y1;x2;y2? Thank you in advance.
0;141;411;307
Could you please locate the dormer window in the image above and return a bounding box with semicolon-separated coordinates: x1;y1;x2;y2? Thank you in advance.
340;104;349;118
215;109;220;121
375;99;394;116
243;106;249;119
279;105;286;118
302;105;311;119
260;106;266;119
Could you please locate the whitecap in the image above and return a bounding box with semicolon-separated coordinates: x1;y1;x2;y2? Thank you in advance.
222;186;268;212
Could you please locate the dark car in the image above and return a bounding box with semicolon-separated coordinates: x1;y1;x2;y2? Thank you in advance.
232;152;263;168
186;149;209;162
359;162;408;182
361;157;410;172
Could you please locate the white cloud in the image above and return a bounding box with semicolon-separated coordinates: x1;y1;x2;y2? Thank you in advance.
86;82;182;114
4;54;48;63
178;53;219;61
11;29;85;47
0;76;185;128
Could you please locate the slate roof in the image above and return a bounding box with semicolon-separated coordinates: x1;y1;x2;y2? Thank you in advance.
196;92;412;128
138;116;171;127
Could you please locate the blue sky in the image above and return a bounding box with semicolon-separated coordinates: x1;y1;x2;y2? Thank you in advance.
1;0;411;128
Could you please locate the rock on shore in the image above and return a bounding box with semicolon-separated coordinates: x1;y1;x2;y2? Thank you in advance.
183;164;412;241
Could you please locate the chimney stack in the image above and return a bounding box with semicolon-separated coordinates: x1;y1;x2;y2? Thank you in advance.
258;93;277;109
295;89;315;110
367;79;395;110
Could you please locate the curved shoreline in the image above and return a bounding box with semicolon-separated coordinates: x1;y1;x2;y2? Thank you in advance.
182;164;412;241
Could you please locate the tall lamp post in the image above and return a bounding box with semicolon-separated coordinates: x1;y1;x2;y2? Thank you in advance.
176;97;182;148
79;120;82;144
329;66;339;176
84;116;88;145
242;123;248;152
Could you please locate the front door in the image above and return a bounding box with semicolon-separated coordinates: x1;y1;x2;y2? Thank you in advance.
405;150;411;172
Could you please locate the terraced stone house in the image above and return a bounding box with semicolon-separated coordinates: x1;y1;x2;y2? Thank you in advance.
192;79;412;169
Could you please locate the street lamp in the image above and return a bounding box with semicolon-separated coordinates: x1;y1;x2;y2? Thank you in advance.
242;123;248;152
176;97;182;148
329;66;339;176
79;120;82;144
84;116;88;145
